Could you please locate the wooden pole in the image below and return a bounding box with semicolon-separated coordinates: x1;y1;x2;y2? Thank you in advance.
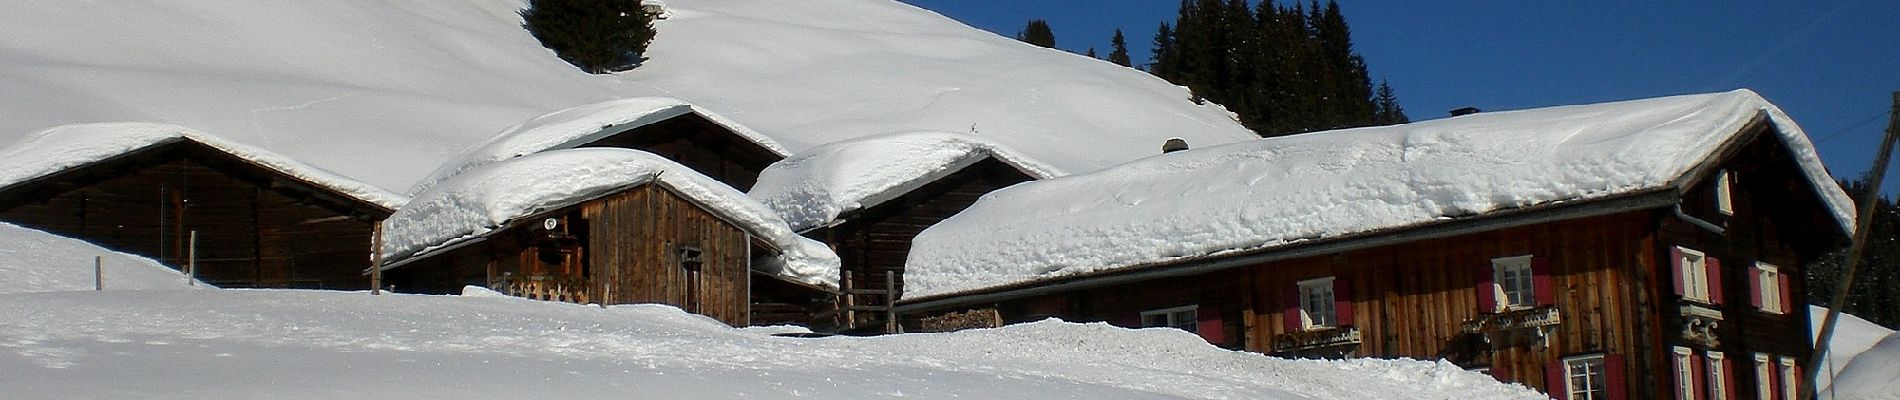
884;270;896;334
370;221;384;295
94;256;103;291
1805;91;1900;400
843;270;855;330
186;230;197;287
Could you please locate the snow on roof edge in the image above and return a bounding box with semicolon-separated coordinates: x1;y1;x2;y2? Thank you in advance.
749;131;1064;232
0;122;407;210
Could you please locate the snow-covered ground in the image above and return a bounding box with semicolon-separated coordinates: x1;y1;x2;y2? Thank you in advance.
1813;305;1896;395
0;0;1258;193
0;222;207;294
1830;328;1900;399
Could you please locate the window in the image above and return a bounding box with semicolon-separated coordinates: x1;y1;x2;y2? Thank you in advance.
1754;353;1773;400
1141;305;1198;333
1716;170;1734;216
1707;352;1728;400
1493;256;1536;310
1755;263;1784;314
1565;354;1608;400
1298;277;1337;329
1778;356;1797;400
1675;347;1699;400
1678;247;1712;303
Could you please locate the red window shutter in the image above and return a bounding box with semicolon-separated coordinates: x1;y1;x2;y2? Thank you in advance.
1546;360;1569;399
1532;256;1556;306
1477;262;1498;313
1707;257;1724;305
1790;363;1802;398
1720;357;1737;400
1196;305;1225;345
1749;267;1765;309
1778;274;1793;316
1672;353;1687;400
1692;353;1706;400
1768;359;1783;400
1334;278;1354;327
1283;287;1303;332
1606;354;1628;400
1671;247;1687;296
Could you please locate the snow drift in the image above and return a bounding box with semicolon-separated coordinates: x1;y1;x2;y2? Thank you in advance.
1813;305;1895;395
0;222;208;294
906;90;1856;298
1829;330;1900;399
749;131;1062;231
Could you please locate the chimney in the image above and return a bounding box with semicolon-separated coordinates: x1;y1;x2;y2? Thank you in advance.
1449;107;1481;117
1162;138;1189;153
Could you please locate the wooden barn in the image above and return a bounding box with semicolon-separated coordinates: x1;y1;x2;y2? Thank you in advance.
748;132;1057;332
894;91;1854;399
380;148;837;327
0;123;401;289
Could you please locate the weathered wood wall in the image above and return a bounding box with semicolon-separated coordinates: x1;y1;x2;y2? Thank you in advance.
584;184;751;326
577;113;782;191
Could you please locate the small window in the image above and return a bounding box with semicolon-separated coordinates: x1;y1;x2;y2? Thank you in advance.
1565;354;1609;400
1778;356;1797;400
1675;347;1699;400
1707;352;1728;400
1298;277;1337;329
1716;170;1734;216
1493;256;1536;310
676;246;703;271
1140;305;1198;333
1678;247;1712;303
1756;263;1783;314
1754;353;1773;400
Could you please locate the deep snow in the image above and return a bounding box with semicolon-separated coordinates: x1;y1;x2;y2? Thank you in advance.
1829;329;1900;399
1813;305;1896;395
748;131;1062;231
905;90;1856;298
0;0;1258;194
0;222;207;294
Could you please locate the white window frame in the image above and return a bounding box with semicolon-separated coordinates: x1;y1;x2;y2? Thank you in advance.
1679;247;1713;303
1298;277;1337;330
1778;356;1797;400
1716;170;1734;216
1756;263;1784;314
1675;347;1699;400
1564;354;1608;400
1707;351;1727;400
1140;305;1199;333
1492;255;1536;311
1754;353;1773;400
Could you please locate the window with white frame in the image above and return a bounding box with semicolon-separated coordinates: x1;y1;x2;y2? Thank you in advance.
1716;170;1735;216
1675;347;1699;400
1779;356;1797;400
1140;305;1198;333
1754;353;1773;400
1298;277;1336;329
1493;255;1536;310
1565;354;1608;400
1679;247;1713;303
1707;351;1728;400
1757;263;1784;314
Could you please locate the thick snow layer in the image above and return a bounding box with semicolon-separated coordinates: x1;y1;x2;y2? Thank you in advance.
381;148;839;287
1814;306;1897;397
750;131;1063;231
1830;330;1900;399
907;90;1856;298
0;222;208;294
0;123;405;210
411;97;789;195
0;289;1546;399
0;0;1257;193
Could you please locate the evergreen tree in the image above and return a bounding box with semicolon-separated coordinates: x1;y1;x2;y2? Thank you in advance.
1086;47;1098;58
1810;178;1900;329
519;0;655;74
1016;19;1056;48
1149;23;1175;76
1107;29;1132;67
1372;80;1409;125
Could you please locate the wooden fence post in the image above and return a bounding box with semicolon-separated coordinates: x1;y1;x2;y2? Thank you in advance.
186;230;197;287
94;256;103;291
370;221;384;295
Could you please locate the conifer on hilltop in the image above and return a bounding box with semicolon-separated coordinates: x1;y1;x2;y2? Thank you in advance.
1107;29;1132;67
1016;19;1056;48
520;0;655;74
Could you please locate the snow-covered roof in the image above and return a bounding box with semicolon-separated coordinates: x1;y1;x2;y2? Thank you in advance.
381;148;838;287
905;90;1857;299
0;123;406;211
748;131;1063;231
409;97;790;195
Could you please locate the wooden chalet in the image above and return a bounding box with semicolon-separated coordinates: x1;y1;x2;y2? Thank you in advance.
0;123;399;289
894;91;1853;399
380;149;837;328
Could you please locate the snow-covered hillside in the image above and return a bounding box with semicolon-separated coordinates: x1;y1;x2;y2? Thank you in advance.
1831;330;1900;399
0;222;205;294
0;0;1257;193
1813;305;1896;395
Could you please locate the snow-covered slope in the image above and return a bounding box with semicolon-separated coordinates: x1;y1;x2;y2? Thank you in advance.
1831;330;1900;399
0;222;206;294
0;288;1544;399
749;131;1062;231
0;0;1257;193
1814;306;1896;395
906;90;1855;298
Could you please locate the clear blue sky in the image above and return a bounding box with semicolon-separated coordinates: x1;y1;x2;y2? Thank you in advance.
901;0;1900;191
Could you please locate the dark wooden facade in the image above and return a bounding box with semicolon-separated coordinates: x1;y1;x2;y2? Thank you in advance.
810;157;1038;331
386;182;772;326
0;139;390;289
899;120;1844;399
577;112;783;191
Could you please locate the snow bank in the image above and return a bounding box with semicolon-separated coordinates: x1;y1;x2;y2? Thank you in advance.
1813;305;1895;394
411;97;789;195
907;90;1856;298
0;123;405;210
0;289;1545;399
381;148;838;287
749;131;1063;231
1830;330;1900;399
0;0;1259;192
0;222;207;293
